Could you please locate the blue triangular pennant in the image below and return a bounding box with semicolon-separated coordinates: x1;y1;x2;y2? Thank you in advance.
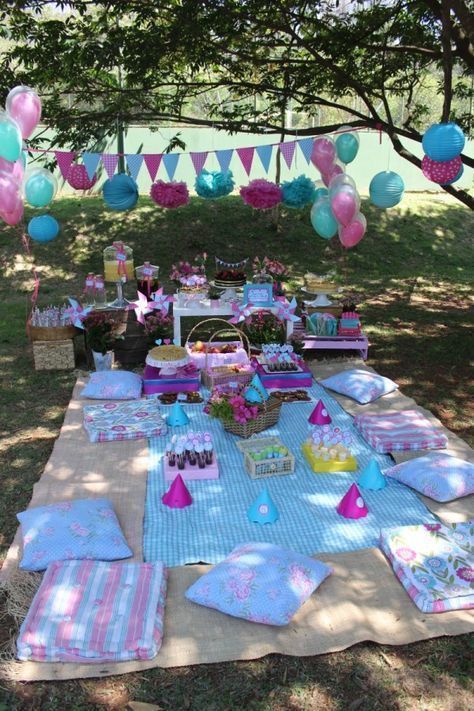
82;152;101;180
256;144;273;174
215;149;234;173
126;154;144;181
162;153;180;180
298;138;314;164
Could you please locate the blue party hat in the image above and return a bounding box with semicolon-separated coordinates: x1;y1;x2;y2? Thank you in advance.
357;459;386;490
247;485;279;525
167;401;190;427
244;373;269;403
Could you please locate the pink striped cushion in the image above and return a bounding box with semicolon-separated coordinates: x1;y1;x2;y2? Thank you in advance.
17;560;167;663
353;410;448;454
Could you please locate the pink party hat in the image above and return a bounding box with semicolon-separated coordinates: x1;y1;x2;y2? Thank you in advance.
308;399;332;425
336;483;368;519
162;474;193;508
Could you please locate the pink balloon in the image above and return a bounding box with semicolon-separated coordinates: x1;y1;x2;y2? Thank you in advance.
0;171;21;213
339;213;367;248
6;86;42;140
330;188;359;226
0;195;24;226
311;137;336;173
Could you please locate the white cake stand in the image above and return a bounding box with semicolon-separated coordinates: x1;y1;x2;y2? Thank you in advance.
145;351;189;376
209;280;246;303
301;286;339;308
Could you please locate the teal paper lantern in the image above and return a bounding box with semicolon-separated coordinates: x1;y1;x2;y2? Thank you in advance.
27;215;60;243
103;174;139;211
422;123;465;162
369;171;404;208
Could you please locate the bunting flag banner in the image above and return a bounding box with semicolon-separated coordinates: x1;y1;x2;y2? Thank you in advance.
190;151;208;175
163;153;180;181
126;154;144;181
55;151;75;180
236;147;255;176
215;148;234;173
143;154;162;181
279;141;296;169
298;137;314;164
82;152;101;181
256;144;273;174
102;153;119;179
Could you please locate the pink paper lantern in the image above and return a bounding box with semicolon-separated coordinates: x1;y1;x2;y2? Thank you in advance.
67;164;98;191
421;155;463;184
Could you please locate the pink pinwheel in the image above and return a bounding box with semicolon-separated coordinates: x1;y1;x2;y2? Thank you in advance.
275;297;301;322
150;287;175;315
228;301;254;324
65;297;92;329
128;290;153;325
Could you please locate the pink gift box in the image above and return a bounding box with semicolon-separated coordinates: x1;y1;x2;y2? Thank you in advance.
252;358;313;389
143;364;200;394
163;456;219;481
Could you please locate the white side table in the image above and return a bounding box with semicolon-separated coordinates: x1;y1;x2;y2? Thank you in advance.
173;300;294;344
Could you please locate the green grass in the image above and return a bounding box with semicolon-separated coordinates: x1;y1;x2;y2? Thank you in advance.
0;193;473;710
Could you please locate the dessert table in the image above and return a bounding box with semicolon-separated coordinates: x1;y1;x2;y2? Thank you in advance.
173;300;294;344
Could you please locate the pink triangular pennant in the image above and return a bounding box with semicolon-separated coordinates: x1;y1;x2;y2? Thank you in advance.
190;151;208;175
236;147;255;176
279;141;296;169
55;151;75;180
102;153;119;179
144;154;162;182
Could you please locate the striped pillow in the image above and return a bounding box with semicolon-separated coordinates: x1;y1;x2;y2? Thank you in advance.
17;560;167;662
354;410;448;453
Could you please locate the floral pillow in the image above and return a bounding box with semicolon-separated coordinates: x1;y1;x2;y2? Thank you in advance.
319;369;398;404
185;542;332;626
17;498;133;572
81;371;142;400
385;453;474;502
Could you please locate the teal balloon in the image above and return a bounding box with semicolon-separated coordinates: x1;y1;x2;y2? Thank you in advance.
21;149;28;170
335;133;359;164
310;198;338;239
28;215;60;243
313;186;329;201
25;171;56;207
0;113;22;162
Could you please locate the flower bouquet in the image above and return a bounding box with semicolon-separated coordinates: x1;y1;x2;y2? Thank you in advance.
206;382;281;438
252;256;289;295
169;252;208;292
143;311;174;346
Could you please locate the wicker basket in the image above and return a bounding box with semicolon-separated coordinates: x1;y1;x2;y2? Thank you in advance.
30;325;78;341
236;437;295;479
220;382;281;438
185;318;251;386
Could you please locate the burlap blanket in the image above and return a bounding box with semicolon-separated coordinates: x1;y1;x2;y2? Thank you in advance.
1;360;472;682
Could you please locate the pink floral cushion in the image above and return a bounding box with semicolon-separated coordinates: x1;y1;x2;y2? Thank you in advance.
385;453;474;502
185;542;332;626
17;499;132;572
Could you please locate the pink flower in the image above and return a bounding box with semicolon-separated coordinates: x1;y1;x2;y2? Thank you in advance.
456;567;474;582
395;547;417;562
423;523;442;532
235;585;251;600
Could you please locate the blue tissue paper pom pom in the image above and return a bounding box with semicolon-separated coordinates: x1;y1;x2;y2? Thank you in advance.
195;169;235;198
281;175;315;209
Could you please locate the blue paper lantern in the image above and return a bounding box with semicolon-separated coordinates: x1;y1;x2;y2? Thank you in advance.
281;174;315;208
195;169;234;198
369;171;404;208
103;174;139;211
422;123;465;162
27;215;60;243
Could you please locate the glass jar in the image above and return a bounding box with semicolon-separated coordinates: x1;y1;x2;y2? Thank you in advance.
252;271;273;286
136;262;160;297
94;274;107;307
103;241;134;283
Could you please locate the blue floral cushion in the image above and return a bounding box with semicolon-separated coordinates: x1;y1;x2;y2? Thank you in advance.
17;498;133;572
319;368;398;404
385;453;474;502
185;542;332;626
81;371;142;400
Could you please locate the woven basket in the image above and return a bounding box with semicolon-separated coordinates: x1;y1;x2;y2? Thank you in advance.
221;382;281;439
236;437;295;479
30;325;78;341
185;318;251;386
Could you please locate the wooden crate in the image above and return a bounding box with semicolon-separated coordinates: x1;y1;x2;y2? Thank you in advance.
33;339;75;370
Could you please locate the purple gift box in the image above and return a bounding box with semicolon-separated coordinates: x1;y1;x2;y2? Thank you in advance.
143;363;200;394
252;359;313;389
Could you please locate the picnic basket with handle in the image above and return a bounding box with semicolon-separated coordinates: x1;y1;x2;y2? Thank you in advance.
221;381;281;438
185;318;253;387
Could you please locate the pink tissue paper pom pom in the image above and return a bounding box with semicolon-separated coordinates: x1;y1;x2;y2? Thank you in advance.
240;179;283;210
150;180;190;208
